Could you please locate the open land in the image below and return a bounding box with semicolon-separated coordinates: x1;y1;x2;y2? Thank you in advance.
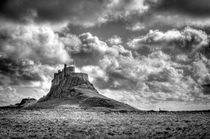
0;107;210;139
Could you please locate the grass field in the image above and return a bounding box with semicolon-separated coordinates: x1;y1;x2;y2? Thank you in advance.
0;107;210;139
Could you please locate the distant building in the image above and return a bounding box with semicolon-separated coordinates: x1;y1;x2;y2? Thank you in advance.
64;64;75;76
52;64;88;85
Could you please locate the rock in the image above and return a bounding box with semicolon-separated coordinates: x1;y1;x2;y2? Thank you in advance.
0;98;37;109
16;98;37;107
30;64;138;112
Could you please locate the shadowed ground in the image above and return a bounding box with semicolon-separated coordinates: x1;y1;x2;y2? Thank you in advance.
0;108;210;139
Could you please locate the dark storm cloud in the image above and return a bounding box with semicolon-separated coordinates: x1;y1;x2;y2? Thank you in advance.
0;0;110;25
146;0;210;17
0;56;43;85
127;0;210;31
0;0;149;28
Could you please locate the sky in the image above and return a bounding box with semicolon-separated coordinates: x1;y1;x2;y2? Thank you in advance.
0;0;210;111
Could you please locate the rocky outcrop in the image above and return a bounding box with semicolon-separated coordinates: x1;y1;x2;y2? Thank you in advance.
16;98;37;107
39;64;97;101
0;98;37;109
32;64;137;111
40;73;95;101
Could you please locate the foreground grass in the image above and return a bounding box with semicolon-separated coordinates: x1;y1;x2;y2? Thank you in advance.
0;108;210;139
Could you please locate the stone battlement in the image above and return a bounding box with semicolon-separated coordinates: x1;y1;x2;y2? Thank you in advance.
52;64;88;85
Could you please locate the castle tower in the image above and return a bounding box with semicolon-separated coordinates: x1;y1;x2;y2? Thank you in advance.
64;64;67;76
68;61;75;73
64;64;67;70
66;65;75;75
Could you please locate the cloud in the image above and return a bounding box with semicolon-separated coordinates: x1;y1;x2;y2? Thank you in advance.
0;56;43;85
151;14;210;29
126;22;145;31
3;0;210;34
0;21;80;101
0;22;71;65
80;65;108;83
99;51;169;89
0;86;23;106
0;55;64;105
107;35;122;45
146;0;210;17
61;28;210;108
78;28;210;109
104;0;148;20
99;50;207;103
0;0;148;27
78;32;108;54
128;27;209;56
0;53;62;88
70;32;131;67
192;58;210;84
131;0;210;30
0;0;108;26
126;28;210;98
97;57;134;88
70;32;109;66
113;0;210;32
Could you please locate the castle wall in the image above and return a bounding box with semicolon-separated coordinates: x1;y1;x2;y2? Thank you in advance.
68;73;88;81
52;72;88;86
52;64;88;86
66;67;75;74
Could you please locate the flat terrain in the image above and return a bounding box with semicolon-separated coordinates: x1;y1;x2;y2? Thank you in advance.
0;107;210;139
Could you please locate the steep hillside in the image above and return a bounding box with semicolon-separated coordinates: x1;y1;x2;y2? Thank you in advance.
29;64;137;111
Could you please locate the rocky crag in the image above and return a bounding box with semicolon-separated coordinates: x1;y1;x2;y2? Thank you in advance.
30;64;137;111
0;98;37;109
16;98;37;107
40;64;95;100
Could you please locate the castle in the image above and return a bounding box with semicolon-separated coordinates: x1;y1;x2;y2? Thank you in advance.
52;64;88;85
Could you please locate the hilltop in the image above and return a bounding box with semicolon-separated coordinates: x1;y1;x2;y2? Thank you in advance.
27;64;137;112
